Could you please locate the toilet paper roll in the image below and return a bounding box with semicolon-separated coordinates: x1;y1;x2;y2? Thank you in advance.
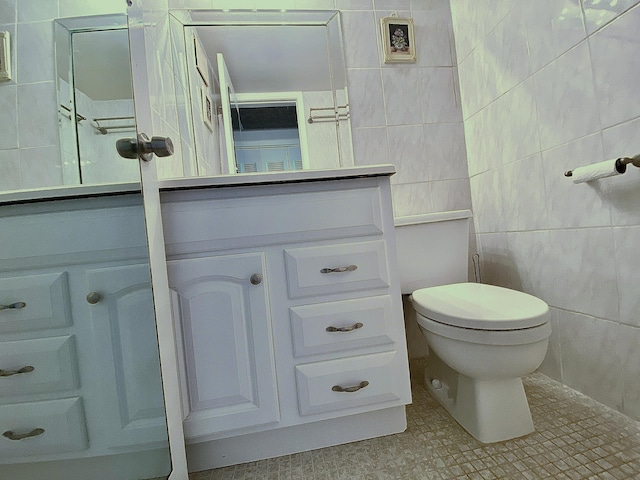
570;159;626;184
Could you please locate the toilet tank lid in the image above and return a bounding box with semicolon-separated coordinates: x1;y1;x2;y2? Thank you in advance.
411;283;549;330
394;209;472;227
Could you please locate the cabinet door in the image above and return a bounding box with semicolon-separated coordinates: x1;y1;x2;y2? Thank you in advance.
85;263;167;449
167;253;279;440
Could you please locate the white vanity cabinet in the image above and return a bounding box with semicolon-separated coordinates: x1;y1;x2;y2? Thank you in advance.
160;170;412;469
0;194;168;470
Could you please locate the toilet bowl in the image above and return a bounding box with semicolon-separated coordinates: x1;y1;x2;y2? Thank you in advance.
394;212;551;443
412;282;550;443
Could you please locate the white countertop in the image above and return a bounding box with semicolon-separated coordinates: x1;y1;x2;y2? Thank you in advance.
158;165;396;191
0;165;396;205
0;182;141;205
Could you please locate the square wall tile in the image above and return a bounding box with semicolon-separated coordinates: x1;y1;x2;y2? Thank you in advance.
17;0;57;22
340;10;380;69
469;168;505;233
352;127;388;167
505;230;556;305
423;122;468;181
542;133;612;229
391;182;432;217
613;225;640;327
387;124;427;184
557;310;623;412
589;5;640;129
17;82;59;149
601;116;640;226
429;178;472;212
418;67;462;124
501;154;549;232
17;21;54;84
547;228;619;321
534;41;600;150
619;323;640;420
381;67;422;126
0;84;18;149
538;307;562;381
581;0;640;34
347;68;386;128
521;0;586;72
0;148;20;190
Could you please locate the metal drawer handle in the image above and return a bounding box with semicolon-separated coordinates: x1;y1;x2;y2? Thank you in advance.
0;302;26;311
320;265;357;274
2;428;45;441
326;322;363;333
332;380;369;393
0;366;34;377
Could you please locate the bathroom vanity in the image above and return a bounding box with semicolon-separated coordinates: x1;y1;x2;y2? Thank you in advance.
159;166;412;469
0;188;171;479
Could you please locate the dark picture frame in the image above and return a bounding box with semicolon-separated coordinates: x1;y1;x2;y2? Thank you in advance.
380;17;416;64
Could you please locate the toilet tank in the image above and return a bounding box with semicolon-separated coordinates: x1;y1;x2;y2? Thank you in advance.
394;210;472;294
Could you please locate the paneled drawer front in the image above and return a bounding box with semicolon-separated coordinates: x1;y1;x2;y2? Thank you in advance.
0;397;88;458
284;240;389;299
0;336;78;397
161;187;384;254
0;272;71;334
295;351;402;416
290;296;395;357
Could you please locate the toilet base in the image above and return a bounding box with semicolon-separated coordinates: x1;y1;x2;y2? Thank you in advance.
425;357;535;444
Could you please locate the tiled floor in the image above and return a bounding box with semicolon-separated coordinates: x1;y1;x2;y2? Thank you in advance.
189;359;640;479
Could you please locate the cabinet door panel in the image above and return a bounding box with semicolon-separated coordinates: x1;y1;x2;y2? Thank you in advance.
167;253;279;440
85;263;167;448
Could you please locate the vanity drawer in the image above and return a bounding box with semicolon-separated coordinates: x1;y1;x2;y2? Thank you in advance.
0;272;72;334
0;397;88;458
0;336;78;397
284;240;389;299
161;186;384;255
289;296;395;357
294;351;403;416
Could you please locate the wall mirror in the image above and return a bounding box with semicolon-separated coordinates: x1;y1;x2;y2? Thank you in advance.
169;9;354;177
55;14;139;186
0;12;175;480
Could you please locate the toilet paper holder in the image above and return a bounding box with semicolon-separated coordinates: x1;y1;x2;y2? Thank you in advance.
564;153;640;179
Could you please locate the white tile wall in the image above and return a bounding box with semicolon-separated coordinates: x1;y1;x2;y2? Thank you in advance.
452;0;640;420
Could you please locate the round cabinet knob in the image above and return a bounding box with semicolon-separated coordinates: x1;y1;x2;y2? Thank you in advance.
86;292;102;305
250;274;263;286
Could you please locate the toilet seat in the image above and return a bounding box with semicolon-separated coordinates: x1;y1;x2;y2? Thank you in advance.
411;283;549;331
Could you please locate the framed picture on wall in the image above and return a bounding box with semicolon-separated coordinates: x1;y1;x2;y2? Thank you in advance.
201;85;214;132
380;17;416;64
193;34;210;86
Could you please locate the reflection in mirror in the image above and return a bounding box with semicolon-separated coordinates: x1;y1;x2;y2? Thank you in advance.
55;15;139;185
169;9;354;177
1;12;172;480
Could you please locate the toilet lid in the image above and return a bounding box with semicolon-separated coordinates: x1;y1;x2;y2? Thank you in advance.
411;283;549;331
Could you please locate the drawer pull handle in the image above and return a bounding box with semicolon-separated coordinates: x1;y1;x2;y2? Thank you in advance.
326;322;364;333
332;380;369;393
250;273;263;286
0;366;35;377
320;265;358;274
0;302;26;311
2;428;45;441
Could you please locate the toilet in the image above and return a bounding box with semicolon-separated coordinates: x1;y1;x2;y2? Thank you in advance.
394;211;551;444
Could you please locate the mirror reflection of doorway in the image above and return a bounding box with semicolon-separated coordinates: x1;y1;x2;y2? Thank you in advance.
232;103;304;173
